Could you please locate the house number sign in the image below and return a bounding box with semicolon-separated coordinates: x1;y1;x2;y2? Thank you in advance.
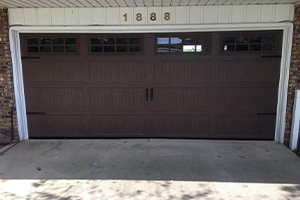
123;12;170;22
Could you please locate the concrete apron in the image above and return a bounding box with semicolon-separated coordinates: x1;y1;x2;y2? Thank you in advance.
0;139;299;200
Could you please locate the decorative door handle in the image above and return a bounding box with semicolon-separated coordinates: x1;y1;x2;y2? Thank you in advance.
146;88;148;101
261;55;281;58
257;112;276;115
150;88;153;101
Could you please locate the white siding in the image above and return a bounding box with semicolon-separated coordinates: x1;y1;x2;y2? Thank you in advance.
23;8;37;26
8;5;294;26
203;6;218;24
79;8;92;25
217;6;231;24
92;8;105;25
189;6;202;24
106;8;119;25
231;5;246;23
246;5;260;23
50;8;65;26
65;8;79;25
37;8;51;25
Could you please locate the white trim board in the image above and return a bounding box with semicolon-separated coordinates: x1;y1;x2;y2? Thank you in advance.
290;90;300;150
9;30;28;141
9;23;293;143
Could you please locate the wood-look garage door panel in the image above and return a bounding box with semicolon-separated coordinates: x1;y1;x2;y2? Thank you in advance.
217;88;278;111
25;87;86;110
89;62;146;83
218;60;280;83
23;61;83;84
21;32;282;138
153;88;210;110
90;88;145;110
150;115;210;136
28;115;86;137
91;115;145;135
154;61;212;83
215;115;276;138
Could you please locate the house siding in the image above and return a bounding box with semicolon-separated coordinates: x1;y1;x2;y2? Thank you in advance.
0;8;18;141
8;5;294;26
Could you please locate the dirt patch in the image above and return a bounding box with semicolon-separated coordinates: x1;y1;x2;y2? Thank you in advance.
293;149;300;157
0;133;11;149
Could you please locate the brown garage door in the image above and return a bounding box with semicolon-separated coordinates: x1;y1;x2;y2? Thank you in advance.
20;31;282;139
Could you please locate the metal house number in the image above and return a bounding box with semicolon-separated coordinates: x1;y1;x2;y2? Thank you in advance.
122;12;170;22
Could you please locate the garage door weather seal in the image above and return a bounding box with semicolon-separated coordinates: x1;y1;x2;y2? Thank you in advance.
9;30;28;141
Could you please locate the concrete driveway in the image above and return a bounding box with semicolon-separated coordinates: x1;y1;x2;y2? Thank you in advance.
0;139;299;200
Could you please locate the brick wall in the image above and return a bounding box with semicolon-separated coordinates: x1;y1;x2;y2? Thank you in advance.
0;8;18;141
285;4;300;148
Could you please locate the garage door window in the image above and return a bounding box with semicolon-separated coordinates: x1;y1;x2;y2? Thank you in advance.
157;36;209;53
89;37;142;54
26;37;77;54
222;35;276;52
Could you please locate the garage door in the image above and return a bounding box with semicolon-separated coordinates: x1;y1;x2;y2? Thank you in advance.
20;31;282;139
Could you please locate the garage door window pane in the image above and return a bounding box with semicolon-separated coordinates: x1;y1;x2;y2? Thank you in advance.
263;36;275;44
236;45;248;51
27;38;39;45
157;45;169;52
223;45;234;51
223;36;235;43
183;45;195;52
117;46;128;52
52;38;64;44
91;38;102;44
250;36;262;43
103;38;115;44
170;37;182;52
170;44;182;52
53;46;64;52
65;38;76;45
129;46;140;52
91;46;102;52
236;36;248;43
263;44;275;51
196;37;209;44
129;38;141;44
28;46;39;52
104;46;115;52
40;38;51;45
157;38;169;44
66;46;77;52
40;46;51;52
196;45;208;52
116;38;128;44
183;37;195;45
249;44;261;51
171;37;182;44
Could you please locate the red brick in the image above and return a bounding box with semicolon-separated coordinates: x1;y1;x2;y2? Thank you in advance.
285;4;300;148
0;8;18;141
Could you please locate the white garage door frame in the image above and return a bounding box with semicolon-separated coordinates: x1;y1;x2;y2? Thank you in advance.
9;23;293;143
